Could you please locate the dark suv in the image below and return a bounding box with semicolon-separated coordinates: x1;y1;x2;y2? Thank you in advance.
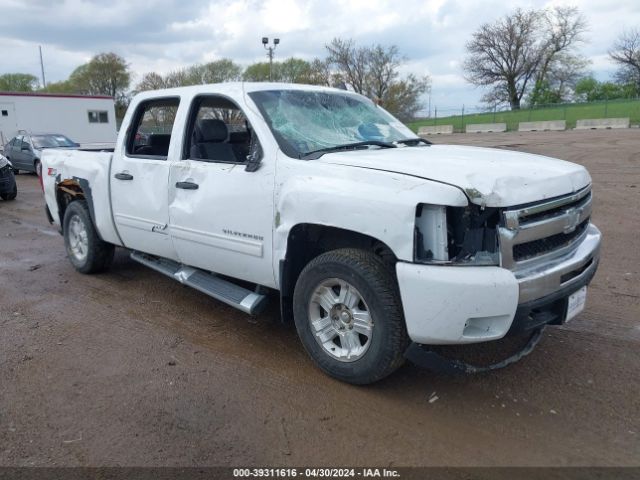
0;154;17;201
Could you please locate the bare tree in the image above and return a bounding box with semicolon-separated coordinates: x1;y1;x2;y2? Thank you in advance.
326;38;370;94
464;8;587;109
367;45;402;102
326;38;429;119
609;28;640;94
535;7;588;88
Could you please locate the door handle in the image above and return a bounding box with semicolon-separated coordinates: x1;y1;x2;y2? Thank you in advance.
175;181;199;190
114;172;134;180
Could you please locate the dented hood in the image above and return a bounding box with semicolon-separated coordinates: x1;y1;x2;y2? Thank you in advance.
318;144;591;207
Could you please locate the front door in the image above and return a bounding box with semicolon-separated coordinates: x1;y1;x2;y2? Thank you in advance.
168;95;276;288
110;97;181;260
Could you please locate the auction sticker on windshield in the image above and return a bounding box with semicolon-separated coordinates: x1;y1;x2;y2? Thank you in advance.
566;286;587;323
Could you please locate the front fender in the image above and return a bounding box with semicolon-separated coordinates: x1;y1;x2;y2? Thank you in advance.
273;155;468;281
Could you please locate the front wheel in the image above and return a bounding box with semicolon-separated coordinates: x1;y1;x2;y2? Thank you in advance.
293;248;409;384
63;201;114;273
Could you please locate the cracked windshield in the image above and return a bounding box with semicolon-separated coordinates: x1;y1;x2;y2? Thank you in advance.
249;90;416;158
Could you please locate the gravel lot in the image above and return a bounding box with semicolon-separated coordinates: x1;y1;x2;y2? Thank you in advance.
1;129;638;467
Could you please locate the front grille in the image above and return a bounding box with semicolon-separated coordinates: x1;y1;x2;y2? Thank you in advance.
519;192;591;225
499;186;593;269
513;219;589;261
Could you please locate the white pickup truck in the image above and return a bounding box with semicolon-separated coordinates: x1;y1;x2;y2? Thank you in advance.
42;83;601;384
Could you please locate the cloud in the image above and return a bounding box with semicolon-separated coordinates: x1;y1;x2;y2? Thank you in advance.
0;0;639;107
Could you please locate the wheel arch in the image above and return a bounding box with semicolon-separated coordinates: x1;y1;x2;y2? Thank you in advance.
55;177;101;239
278;223;398;323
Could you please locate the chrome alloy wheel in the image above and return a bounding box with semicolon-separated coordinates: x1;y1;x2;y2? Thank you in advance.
68;215;89;262
308;278;374;362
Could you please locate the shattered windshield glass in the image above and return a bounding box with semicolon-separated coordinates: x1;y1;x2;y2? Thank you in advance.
248;90;417;158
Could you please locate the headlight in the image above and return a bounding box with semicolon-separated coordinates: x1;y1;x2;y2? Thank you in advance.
414;204;501;265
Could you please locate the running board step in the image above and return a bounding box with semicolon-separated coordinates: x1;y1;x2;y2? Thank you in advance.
130;251;267;315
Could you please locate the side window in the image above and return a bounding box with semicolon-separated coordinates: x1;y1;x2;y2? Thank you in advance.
184;95;260;165
126;98;180;159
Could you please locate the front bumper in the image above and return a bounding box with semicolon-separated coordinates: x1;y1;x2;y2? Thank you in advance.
396;223;602;345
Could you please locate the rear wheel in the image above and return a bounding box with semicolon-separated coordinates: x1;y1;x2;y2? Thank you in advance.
63;201;114;273
293;248;408;384
34;159;41;177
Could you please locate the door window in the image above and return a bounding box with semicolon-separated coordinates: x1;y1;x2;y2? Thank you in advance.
183;96;260;165
126;98;180;159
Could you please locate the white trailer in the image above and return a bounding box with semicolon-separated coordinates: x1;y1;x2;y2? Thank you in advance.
0;92;117;150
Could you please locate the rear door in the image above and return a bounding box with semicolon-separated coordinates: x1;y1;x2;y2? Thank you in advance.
110;97;181;260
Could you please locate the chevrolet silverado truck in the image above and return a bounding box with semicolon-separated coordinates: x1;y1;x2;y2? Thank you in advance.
41;83;601;384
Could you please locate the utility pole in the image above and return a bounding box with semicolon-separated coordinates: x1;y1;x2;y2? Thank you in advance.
39;46;46;88
262;37;280;81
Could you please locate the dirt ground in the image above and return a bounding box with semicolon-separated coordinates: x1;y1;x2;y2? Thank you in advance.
0;129;638;467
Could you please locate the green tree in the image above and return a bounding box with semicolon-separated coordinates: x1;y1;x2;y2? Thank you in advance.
382;74;430;121
574;76;635;102
69;53;131;118
0;73;39;92
70;53;130;98
136;59;242;92
242;62;277;82
40;80;76;94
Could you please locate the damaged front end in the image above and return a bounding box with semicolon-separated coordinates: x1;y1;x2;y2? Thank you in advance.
414;203;501;266
410;202;547;374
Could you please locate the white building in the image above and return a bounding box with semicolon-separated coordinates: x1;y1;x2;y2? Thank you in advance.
0;92;117;149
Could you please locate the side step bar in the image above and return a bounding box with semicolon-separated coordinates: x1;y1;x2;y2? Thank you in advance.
130;251;267;315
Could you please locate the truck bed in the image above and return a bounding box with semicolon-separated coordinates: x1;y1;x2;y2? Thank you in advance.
41;149;122;246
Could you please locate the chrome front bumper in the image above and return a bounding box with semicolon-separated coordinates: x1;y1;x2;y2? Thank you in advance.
515;223;601;303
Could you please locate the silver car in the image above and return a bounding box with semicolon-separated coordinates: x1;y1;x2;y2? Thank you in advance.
3;133;79;175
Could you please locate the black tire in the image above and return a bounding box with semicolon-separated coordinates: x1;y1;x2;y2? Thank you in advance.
34;159;41;177
0;183;17;201
63;200;114;273
293;248;409;384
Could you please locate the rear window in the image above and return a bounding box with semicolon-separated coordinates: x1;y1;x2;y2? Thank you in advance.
126;98;180;158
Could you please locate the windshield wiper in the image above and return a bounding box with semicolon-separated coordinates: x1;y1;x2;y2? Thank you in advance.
394;138;432;146
300;140;396;160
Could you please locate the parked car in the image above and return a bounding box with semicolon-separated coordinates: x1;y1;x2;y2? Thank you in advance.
3;133;79;175
0;153;17;201
40;83;601;384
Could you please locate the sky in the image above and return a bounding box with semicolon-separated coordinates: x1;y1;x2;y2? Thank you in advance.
0;0;639;113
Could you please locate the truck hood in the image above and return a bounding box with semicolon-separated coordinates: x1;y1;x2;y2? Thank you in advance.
318;144;591;207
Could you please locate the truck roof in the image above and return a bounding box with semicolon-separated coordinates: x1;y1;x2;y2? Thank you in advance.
131;82;357;102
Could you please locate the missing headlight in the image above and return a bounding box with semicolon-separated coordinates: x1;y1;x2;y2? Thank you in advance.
415;204;500;265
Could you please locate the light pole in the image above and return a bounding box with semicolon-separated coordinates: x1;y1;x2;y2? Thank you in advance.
262;37;280;81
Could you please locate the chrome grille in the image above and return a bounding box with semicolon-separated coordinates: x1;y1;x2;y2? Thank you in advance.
499;186;592;269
